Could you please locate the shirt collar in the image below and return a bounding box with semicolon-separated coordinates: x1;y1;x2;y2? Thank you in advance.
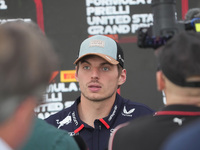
73;94;122;130
155;105;200;116
101;93;122;127
0;137;13;150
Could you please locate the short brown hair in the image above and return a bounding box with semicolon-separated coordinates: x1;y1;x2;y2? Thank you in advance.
0;21;58;122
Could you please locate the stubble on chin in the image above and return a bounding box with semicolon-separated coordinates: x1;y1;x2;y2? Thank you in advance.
81;91;116;102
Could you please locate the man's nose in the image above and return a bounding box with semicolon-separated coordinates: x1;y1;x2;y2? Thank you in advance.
91;68;99;79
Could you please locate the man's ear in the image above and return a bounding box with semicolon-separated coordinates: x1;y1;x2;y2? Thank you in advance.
118;69;126;86
75;66;78;82
14;97;36;124
156;71;165;91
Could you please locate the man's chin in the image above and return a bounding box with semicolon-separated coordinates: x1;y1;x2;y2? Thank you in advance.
82;91;115;102
85;94;106;102
88;96;105;102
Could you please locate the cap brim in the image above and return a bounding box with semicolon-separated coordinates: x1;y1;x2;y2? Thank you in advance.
73;53;119;65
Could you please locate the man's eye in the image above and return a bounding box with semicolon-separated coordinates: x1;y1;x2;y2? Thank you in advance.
83;66;90;70
102;67;109;71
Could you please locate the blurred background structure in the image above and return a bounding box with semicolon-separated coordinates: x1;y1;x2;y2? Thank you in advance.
1;0;199;118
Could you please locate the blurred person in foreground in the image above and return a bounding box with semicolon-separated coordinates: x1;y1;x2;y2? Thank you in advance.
0;20;81;150
108;31;200;150
159;7;200;150
159;8;200;150
45;35;154;150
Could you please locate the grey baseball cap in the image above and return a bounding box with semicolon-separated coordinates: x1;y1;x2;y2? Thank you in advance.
74;35;124;68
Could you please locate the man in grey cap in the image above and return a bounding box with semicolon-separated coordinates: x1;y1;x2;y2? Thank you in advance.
46;35;154;150
108;31;200;150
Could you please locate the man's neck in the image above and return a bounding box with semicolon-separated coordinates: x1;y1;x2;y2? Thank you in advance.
166;93;200;107
78;94;116;128
0;123;15;150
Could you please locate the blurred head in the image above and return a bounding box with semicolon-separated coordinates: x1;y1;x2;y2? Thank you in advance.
0;20;57;148
156;31;200;105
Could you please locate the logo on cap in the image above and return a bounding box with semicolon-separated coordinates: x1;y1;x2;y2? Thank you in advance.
118;54;124;63
89;40;105;48
105;55;112;61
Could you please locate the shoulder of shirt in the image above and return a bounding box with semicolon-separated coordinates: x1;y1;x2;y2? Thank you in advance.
119;95;154;112
118;114;154;133
45;101;76;121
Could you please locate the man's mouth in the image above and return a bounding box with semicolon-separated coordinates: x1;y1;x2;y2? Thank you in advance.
88;84;101;92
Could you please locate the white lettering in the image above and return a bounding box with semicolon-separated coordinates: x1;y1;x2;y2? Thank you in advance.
131;23;152;33
88;26;104;34
0;0;7;10
86;0;151;6
132;13;153;24
72;111;78;126
46;82;79;93
45;92;62;102
88;24;130;34
35;102;64;113
69;82;79;92
37;112;56;119
87;15;131;25
87;6;129;16
0;18;32;24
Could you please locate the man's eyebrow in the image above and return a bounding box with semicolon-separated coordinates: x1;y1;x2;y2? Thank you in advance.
80;60;90;65
80;59;113;66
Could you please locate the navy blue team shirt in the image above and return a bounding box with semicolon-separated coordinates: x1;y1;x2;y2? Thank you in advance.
45;93;154;150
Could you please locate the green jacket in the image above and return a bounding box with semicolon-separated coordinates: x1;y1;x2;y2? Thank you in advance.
21;118;80;150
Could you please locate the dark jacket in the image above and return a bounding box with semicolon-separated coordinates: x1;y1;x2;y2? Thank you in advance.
45;93;154;150
110;105;200;150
